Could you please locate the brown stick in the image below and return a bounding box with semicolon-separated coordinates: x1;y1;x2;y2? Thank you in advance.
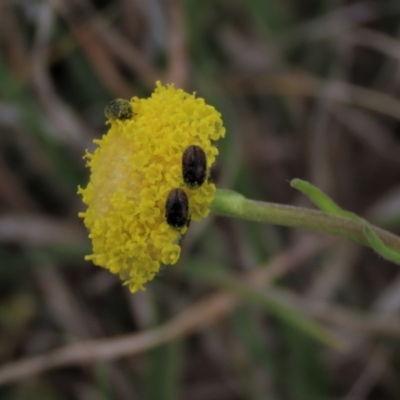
0;236;325;385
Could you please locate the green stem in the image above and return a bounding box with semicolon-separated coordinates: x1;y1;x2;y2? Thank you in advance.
211;189;400;252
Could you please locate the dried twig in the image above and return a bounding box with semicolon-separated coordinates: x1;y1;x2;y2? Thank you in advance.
0;236;326;385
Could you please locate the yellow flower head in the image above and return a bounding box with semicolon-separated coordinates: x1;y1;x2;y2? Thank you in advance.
78;82;225;292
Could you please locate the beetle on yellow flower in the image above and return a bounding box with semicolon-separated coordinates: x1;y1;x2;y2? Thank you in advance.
78;82;225;292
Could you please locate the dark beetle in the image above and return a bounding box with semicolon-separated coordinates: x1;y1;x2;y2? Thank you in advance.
182;145;207;188
165;189;190;229
104;99;133;120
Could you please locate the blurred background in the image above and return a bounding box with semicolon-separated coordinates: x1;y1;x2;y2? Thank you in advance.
2;0;400;399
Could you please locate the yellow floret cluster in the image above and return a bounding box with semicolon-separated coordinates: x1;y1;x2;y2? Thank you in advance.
78;82;225;292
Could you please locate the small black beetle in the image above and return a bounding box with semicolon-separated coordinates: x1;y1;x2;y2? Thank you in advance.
165;188;190;229
104;99;133;120
182;145;207;188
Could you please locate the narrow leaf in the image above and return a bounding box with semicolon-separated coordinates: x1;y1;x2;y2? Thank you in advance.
186;265;343;349
364;225;400;264
290;179;360;221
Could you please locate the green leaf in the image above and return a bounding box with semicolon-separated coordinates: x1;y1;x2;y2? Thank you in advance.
364;225;400;265
145;341;183;400
231;308;276;374
291;178;400;263
281;321;329;400
290;179;360;221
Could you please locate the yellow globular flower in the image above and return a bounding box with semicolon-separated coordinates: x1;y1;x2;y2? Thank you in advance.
78;82;226;292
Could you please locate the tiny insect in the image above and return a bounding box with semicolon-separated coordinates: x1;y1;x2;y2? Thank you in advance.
104;99;133;120
182;145;207;188
165;188;190;229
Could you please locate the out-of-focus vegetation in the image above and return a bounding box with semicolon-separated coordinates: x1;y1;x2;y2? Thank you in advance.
2;0;400;399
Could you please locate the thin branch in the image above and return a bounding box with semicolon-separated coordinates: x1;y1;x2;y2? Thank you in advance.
0;236;325;385
211;190;400;253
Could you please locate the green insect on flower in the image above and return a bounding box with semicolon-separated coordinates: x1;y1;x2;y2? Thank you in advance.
104;99;133;120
